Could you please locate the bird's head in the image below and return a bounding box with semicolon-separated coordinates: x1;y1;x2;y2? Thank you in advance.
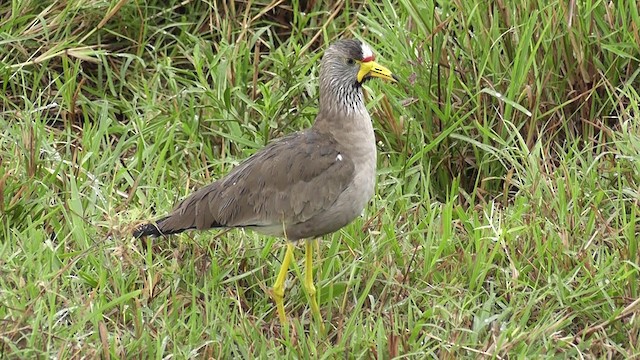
321;39;398;86
319;39;398;115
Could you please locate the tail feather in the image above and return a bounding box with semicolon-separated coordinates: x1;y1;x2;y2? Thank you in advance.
132;216;193;238
133;189;225;238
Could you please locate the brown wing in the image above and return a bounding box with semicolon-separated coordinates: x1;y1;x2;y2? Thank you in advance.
143;129;355;236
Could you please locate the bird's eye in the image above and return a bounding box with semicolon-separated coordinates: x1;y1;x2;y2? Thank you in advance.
346;58;355;65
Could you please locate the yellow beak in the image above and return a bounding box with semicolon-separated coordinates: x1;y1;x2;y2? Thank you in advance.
356;60;398;83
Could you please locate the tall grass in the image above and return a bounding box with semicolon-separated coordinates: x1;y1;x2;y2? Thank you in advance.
1;0;639;358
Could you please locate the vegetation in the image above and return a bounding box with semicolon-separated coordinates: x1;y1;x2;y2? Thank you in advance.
1;0;639;357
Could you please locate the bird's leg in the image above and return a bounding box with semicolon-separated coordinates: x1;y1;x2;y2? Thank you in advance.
304;240;324;327
273;243;295;325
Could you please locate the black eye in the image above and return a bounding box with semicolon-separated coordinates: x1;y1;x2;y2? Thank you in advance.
347;58;355;65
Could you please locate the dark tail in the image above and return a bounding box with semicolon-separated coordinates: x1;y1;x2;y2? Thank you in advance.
132;216;193;238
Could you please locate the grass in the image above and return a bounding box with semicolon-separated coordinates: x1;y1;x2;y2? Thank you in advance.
1;0;639;358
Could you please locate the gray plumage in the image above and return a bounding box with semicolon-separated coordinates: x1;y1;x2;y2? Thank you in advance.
134;39;391;241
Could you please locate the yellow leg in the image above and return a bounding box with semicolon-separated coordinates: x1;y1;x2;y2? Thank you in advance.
273;243;295;325
304;240;324;327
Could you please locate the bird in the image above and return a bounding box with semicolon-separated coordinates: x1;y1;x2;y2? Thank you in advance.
133;38;398;327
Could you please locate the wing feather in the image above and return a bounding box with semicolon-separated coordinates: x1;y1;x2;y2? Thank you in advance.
154;130;355;235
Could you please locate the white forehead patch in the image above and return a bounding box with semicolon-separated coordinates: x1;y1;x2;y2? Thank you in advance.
360;42;374;61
